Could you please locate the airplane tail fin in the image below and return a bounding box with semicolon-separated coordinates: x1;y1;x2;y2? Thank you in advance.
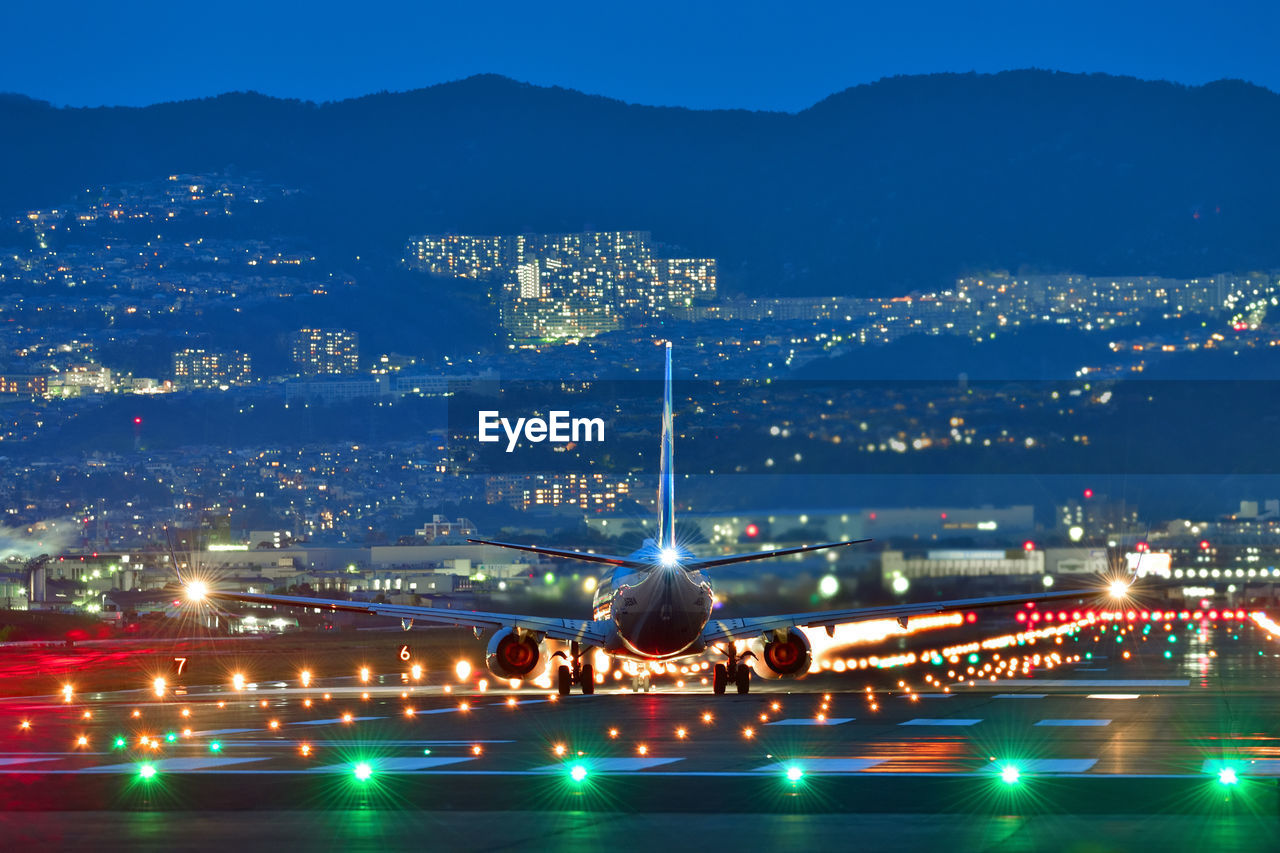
657;342;675;551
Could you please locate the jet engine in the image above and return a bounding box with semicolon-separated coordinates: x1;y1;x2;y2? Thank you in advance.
485;629;547;680
751;629;813;679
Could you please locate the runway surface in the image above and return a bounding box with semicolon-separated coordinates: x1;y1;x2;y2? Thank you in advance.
4;612;1280;850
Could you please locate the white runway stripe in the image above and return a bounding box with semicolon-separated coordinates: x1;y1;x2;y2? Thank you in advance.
901;718;981;726
532;757;683;772
1035;719;1112;727
765;717;853;726
87;756;270;773
988;759;1097;773
753;758;885;773
994;694;1047;699
292;716;386;726
326;757;476;772
1087;694;1141;700
0;757;56;766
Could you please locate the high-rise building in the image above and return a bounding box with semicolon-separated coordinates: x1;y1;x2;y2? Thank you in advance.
290;329;359;375
172;349;252;388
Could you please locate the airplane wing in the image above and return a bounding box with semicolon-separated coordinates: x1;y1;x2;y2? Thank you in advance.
702;586;1106;644
203;589;610;646
689;539;872;570
466;538;644;568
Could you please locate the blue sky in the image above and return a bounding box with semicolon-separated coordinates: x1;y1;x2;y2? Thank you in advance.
2;0;1275;110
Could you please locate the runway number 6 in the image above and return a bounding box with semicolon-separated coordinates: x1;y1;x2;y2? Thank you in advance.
398;645;412;662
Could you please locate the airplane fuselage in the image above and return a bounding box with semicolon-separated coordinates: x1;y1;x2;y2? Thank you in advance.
593;562;714;660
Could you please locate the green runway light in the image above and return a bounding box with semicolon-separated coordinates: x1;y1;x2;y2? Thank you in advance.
138;763;157;780
353;761;373;781
1169;635;1177;643
209;741;222;753
112;736;126;749
785;766;804;783
1219;767;1239;786
422;748;431;755
1000;765;1021;785
1163;650;1172;659
1085;653;1092;660
570;764;588;782
967;654;979;664
164;732;177;743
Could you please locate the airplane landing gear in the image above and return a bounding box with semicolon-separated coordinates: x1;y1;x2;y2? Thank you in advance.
735;664;751;695
556;642;597;696
713;663;727;695
631;672;652;692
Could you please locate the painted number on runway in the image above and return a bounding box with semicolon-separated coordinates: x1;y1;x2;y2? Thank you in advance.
171;657;188;676
397;645;412;662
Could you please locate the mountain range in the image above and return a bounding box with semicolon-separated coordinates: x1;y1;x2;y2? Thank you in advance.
2;70;1278;295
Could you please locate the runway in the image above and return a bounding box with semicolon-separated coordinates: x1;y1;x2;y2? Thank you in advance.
3;615;1280;850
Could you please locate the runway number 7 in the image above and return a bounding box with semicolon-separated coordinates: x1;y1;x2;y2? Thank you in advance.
172;657;188;676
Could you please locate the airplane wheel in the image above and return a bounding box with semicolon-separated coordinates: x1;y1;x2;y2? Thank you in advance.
735;665;751;695
713;663;727;695
557;665;572;696
580;664;595;695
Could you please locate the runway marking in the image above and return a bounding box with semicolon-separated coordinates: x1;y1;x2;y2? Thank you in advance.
87;757;270;773
753;758;885;773
994;694;1046;699
211;739;516;747
1035;719;1112;727
190;728;260;737
1086;694;1141;700
326;757;477;772
1202;760;1280;776
987;759;1097;773
291;716;386;726
900;718;981;726
533;757;683;772
1074;667;1109;671
0;757;57;767
905;694;953;699
994;680;1186;687
765;717;853;726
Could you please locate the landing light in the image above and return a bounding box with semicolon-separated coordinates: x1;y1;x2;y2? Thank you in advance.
185;581;208;601
1109;580;1130;599
660;547;679;568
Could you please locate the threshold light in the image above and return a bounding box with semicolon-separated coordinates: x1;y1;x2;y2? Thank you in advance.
138;764;157;780
786;766;804;783
1001;765;1021;785
353;762;373;781
570;764;588;783
1219;767;1239;786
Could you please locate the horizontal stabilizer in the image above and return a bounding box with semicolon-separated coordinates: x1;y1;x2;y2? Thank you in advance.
690;539;872;570
466;538;640;568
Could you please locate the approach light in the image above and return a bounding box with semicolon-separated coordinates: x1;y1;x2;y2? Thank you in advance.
1001;765;1021;785
570;764;588;783
153;677;166;698
232;673;246;691
660;547;679;568
1219;767;1239;786
300;670;311;688
785;766;804;783
1109;580;1130;599
353;762;373;781
185;581;208;601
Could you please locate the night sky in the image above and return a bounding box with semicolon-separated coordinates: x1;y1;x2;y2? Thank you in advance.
2;0;1275;110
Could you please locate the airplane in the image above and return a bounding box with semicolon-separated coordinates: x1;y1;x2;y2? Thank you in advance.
189;342;1121;696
